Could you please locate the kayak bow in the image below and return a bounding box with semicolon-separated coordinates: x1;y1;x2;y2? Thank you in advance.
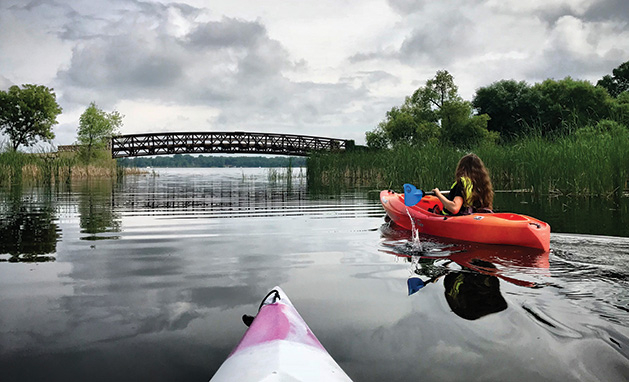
210;286;352;382
380;189;550;251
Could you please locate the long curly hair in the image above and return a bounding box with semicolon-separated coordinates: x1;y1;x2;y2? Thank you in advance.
454;153;494;209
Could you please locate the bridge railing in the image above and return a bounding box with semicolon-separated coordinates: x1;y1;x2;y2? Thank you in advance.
111;132;350;158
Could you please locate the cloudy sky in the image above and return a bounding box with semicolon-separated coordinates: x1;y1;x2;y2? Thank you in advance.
1;0;628;147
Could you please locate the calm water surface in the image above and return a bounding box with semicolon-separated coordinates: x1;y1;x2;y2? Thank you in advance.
1;168;628;381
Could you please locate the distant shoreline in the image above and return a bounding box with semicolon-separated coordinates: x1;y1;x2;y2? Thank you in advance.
116;154;306;168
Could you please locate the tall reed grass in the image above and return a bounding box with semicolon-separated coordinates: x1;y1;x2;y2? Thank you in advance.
307;128;629;196
0;149;129;187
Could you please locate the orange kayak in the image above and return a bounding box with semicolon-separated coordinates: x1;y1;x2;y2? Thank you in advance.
380;190;551;251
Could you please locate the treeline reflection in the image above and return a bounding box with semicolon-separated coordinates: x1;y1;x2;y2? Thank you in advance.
0;184;59;262
0;179;123;261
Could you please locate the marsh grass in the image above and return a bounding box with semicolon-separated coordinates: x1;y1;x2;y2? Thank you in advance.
0;149;137;186
308;131;629;196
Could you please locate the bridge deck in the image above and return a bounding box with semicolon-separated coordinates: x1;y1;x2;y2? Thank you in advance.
111;132;350;158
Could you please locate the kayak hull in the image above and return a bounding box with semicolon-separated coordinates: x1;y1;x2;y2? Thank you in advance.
380;190;551;252
210;286;352;382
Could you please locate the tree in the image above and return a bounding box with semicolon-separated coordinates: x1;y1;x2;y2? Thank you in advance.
472;80;536;140
365;70;457;148
532;78;612;136
420;70;460;110
366;70;494;148
365;126;389;149
597;61;629;97
0;84;62;151
440;100;497;147
77;102;123;161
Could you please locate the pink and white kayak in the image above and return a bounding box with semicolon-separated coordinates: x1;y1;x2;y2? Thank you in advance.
210;286;352;381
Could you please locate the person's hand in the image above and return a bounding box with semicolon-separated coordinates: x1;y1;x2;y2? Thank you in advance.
431;188;440;195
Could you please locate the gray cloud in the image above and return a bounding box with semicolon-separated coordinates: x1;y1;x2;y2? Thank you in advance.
527;42;623;82
186;17;266;48
386;0;427;14
580;0;629;24
398;13;476;66
47;1;380;139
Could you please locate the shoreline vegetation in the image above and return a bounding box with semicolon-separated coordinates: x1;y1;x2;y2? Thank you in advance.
307;64;629;198
0;150;306;187
0;149;145;187
307;132;629;198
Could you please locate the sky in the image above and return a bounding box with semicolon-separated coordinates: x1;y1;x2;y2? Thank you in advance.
1;0;628;148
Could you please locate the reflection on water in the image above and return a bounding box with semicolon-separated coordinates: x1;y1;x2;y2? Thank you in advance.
78;180;121;240
0;183;59;262
380;230;550;320
494;192;629;237
0;168;628;382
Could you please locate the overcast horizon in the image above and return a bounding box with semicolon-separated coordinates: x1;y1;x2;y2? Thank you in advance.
1;0;628;148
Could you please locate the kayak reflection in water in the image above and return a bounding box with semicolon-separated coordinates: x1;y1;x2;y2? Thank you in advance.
398;241;550;320
408;257;507;320
443;260;508;320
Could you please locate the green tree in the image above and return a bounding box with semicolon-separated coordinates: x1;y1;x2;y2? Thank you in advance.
77;102;123;161
420;70;460;110
472;80;536;140
365;126;389;149
597;61;629;97
366;70;456;148
440;100;497;147
532;78;612;136
366;70;494;148
0;84;62;151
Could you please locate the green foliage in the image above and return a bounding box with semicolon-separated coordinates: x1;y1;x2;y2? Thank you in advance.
421;70;461;109
0;84;62;151
365;126;389;149
475;78;616;139
77;102;123;163
472;80;536;140
416;121;441;145
366;70;493;149
309;129;629;196
531;77;613;136
383;108;419;143
440;100;496;147
597;60;629;98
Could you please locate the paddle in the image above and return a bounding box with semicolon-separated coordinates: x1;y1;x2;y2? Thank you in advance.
403;183;449;207
407;277;426;295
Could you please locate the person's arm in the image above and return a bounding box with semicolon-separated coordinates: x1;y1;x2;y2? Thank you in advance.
431;188;464;215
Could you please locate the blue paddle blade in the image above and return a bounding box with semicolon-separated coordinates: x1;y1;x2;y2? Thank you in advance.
403;183;424;207
407;277;426;295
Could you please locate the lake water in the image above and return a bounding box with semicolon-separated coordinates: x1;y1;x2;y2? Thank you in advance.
1;167;628;381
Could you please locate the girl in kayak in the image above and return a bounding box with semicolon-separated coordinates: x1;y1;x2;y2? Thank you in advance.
431;153;494;215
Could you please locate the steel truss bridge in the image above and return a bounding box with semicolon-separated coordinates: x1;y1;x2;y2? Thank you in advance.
110;132;352;158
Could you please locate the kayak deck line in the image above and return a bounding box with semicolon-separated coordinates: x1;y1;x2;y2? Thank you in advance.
210;286;352;382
